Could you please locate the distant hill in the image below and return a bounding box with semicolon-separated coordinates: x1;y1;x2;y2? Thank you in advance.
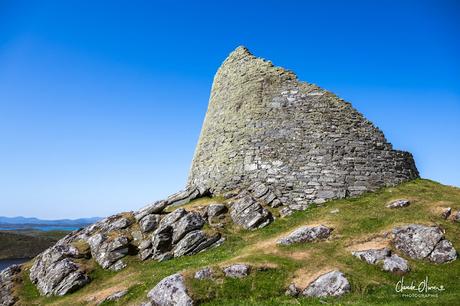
0;216;101;225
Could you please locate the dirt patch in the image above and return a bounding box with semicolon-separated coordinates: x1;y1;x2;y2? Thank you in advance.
79;284;128;305
346;234;390;252
290;267;335;289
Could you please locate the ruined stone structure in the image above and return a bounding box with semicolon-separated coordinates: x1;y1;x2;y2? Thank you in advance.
188;46;418;209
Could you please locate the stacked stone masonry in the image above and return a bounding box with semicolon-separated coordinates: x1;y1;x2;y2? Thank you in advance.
188;46;418;209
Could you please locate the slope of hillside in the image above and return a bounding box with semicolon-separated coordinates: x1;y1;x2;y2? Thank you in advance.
0;231;68;260
14;179;460;305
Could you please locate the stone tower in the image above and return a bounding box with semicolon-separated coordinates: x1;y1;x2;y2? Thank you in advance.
187;46;418;209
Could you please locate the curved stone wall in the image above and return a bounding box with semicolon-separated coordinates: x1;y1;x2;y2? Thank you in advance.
188;46;418;208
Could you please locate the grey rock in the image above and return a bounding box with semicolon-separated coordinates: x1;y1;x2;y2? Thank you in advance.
302;270;350;297
158;209;187;230
352;248;391;264
166;188;201;207
173;231;222;257
194;267;213;280
172;212;205;243
223;264;250;278
89;234;130;269
279;207;294;218
277;225;332;245
138;239;152;251
109;259;127;271
441;207;452;220
135;201;168;221
428;239;457;263
173;230;207;257
139;248;153;261
229;195;272;230
151;225;173;259
382;254;410;273
30;244;90;296
98;289;128;305
147;273;193;306
31;257;89;296
285;283;300;297
140;214;161;233
109;217;132;230
386;199;410;209
207;204;228;221
0;264;22;306
392;224;444;259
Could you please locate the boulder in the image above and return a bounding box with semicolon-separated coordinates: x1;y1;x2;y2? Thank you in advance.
147;273;194;306
382;254;410;273
0;264;22;306
31;257;89;296
30;244;90;296
98;289;128;305
352;248;390;265
140;214;161;233
277;225;332;245
158;209;187;230
392;224;444;259
172;212;205;243
173;230;207;257
223;264;250;278
166;187;202;206
135;201;168;221
428;240;457;263
88;234;130;270
386;199;410;209
229;195;273;229
194;267;213;280
151;225;174;260
302;270;350;297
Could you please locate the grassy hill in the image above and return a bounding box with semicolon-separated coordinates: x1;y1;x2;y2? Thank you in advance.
15;179;460;305
0;230;68;260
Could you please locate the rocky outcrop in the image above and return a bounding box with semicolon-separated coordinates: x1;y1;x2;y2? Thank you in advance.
277;225;332;245
140;209;221;261
392;224;457;263
302;270;350;297
386;199;410;209
88;233;130;270
27;200;224;297
0;265;22;306
146;273;194;306
29;244;90;296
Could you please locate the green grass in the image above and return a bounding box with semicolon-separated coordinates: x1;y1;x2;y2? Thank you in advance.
15;179;460;305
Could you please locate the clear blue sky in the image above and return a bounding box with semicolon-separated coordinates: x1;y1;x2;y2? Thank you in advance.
0;0;459;219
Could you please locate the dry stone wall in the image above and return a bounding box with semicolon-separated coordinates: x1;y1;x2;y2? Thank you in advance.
188;46;418;209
